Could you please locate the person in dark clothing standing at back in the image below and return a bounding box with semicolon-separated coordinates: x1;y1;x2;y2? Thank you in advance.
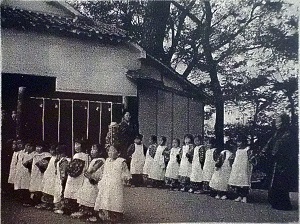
261;113;298;210
118;111;138;163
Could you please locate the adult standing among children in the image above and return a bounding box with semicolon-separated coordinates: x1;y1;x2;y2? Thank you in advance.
118;111;138;160
261;113;298;210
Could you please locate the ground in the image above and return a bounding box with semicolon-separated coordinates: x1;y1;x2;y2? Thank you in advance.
1;187;298;223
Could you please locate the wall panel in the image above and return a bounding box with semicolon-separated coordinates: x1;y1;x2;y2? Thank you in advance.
157;90;173;147
138;86;157;147
188;98;204;137
172;94;189;144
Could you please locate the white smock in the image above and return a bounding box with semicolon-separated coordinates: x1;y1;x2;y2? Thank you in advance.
29;152;52;192
190;145;204;183
178;145;192;178
14;151;37;190
202;148;216;182
143;144;156;175
94;158;131;213
8;151;20;184
42;156;57;196
64;152;90;199
130;144;145;174
209;150;232;191
76;158;105;207
53;157;71;204
165;147;181;179
148;145;167;181
228;147;253;187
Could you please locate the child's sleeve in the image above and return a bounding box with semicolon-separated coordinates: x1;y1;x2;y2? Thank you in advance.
149;145;156;158
176;148;182;164
121;160;132;181
215;151;225;168
199;146;206;169
60;159;69;183
127;144;135;159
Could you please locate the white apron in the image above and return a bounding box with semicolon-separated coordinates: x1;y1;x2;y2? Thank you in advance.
42;156;57;196
53;157;71;204
143;144;156;175
8;151;20;184
64;152;90;199
202;148;216;182
76;158;105;207
228;147;252;187
130;144;145;174
165;147;181;179
178;145;192;178
14;151;37;190
190;146;204;183
94;158;131;213
209;150;232;191
29;152;52;192
148;145;167;181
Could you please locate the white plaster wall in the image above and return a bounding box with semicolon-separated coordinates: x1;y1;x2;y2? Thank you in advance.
2;29;140;96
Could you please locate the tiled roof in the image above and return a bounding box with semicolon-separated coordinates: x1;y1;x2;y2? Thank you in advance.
1;6;128;43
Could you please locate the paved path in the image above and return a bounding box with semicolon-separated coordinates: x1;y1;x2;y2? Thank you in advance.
1;187;298;223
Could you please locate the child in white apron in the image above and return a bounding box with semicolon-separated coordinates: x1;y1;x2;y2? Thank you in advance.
142;135;157;187
64;140;90;215
53;144;70;214
209;141;234;200
71;144;105;221
148;136;168;188
8;140;19;185
189;135;206;194
228;135;254;203
94;144;131;223
29;141;51;206
128;134;147;187
165;138;181;190
14;141;37;206
202;137;218;193
178;134;194;192
39;144;57;210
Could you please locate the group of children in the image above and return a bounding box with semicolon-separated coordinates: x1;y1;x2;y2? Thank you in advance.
130;133;256;203
8;139;130;222
7;131;256;223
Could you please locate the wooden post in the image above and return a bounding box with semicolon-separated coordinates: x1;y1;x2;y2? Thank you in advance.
99;103;102;144
16;87;26;139
71;100;74;156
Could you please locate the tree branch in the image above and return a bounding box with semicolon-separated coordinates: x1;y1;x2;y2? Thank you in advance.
213;3;260;51
166;0;196;63
171;1;203;25
216;44;263;63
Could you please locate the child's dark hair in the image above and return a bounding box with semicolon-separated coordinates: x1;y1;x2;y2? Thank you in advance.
56;144;67;155
184;134;194;143
135;134;143;141
173;138;180;146
236;134;248;146
110;142;122;153
160;136;167;145
92;144;106;157
150;135;157;144
209;137;217;148
36;141;48;151
194;135;203;144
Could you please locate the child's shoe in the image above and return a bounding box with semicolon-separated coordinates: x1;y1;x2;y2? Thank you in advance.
87;216;98;222
220;195;227;200
54;209;64;214
188;188;194;193
215;195;220;199
234;196;242;202
71;211;84;218
241;197;247;203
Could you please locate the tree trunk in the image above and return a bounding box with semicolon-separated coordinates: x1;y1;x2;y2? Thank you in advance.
142;1;171;62
287;94;296;127
250;101;259;148
210;67;224;152
16;87;26;139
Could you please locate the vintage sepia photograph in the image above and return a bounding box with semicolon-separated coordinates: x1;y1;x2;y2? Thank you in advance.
1;0;298;223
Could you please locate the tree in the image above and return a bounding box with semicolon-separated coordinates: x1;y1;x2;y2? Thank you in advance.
68;0;298;151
